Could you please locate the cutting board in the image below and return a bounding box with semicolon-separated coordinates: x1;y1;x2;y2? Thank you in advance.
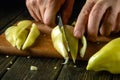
0;32;118;60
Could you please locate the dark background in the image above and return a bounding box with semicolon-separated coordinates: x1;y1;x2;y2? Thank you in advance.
0;0;25;8
0;0;86;24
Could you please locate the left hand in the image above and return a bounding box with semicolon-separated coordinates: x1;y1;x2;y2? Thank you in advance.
73;0;120;42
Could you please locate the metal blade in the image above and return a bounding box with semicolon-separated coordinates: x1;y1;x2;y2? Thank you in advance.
64;25;78;63
57;13;70;52
57;13;63;27
57;13;79;63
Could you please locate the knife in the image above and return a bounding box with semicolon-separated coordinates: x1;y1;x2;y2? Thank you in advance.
57;13;70;52
57;13;79;63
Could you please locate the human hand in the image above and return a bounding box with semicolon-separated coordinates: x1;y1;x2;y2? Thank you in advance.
26;0;74;27
74;0;120;42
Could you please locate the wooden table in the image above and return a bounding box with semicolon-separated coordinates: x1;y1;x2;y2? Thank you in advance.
0;1;120;80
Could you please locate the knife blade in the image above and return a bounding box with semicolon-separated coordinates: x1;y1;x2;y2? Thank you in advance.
57;13;70;52
57;13;79;63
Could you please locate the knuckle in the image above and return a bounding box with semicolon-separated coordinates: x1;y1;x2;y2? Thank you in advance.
91;1;106;17
81;0;95;17
87;0;94;2
82;9;90;17
47;0;54;5
47;0;53;3
91;8;100;17
28;0;36;6
26;0;29;6
37;0;43;4
44;18;55;27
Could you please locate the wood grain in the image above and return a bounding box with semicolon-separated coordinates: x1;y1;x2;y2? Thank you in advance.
58;60;112;80
0;55;17;78
2;57;64;80
0;32;114;61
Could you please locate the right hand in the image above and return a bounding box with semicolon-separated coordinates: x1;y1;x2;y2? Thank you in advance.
26;0;74;27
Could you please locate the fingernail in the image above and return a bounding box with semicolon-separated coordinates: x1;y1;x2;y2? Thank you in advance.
74;30;82;38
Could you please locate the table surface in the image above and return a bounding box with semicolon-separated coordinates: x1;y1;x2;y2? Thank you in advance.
0;1;120;80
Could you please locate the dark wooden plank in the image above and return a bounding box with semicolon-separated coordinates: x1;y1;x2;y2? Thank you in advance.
112;74;120;80
0;55;17;78
57;60;88;80
2;57;64;80
85;70;112;80
57;60;115;80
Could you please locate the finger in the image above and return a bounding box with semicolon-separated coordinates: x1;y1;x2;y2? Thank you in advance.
31;0;43;22
87;36;111;42
34;7;43;22
114;12;120;33
100;7;111;36
37;0;45;23
35;22;52;34
43;0;65;27
74;1;95;38
44;8;56;27
26;0;39;21
61;0;74;24
100;8;117;36
28;7;39;21
87;0;109;40
38;6;45;23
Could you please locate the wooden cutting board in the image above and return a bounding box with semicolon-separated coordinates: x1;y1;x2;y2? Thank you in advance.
0;32;118;60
